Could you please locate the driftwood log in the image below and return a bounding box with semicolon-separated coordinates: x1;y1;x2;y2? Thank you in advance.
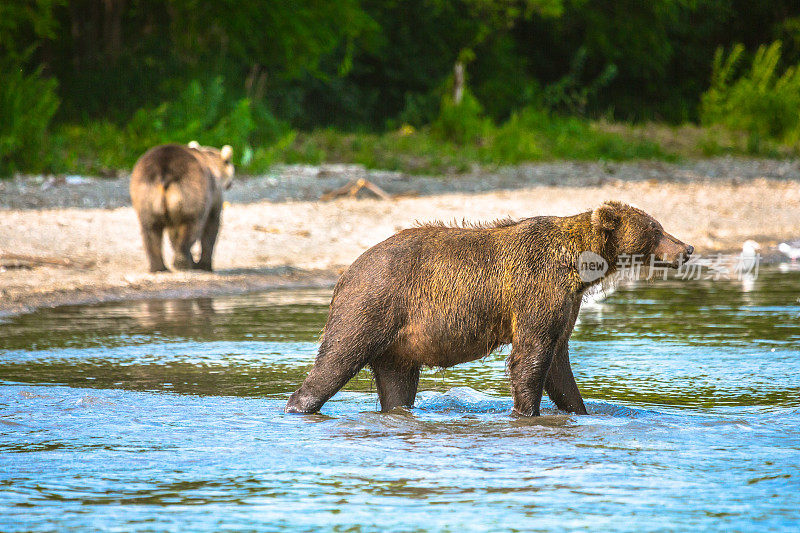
320;178;393;202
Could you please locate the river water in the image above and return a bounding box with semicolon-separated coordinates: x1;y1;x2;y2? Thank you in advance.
1;268;799;531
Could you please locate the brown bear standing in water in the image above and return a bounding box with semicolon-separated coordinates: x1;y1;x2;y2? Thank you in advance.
130;142;234;272
286;201;693;416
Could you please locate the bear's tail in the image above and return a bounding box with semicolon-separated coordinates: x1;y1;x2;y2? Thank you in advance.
157;158;184;187
144;144;190;187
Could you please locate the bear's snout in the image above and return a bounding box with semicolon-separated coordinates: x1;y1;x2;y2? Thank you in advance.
679;244;695;266
654;233;693;268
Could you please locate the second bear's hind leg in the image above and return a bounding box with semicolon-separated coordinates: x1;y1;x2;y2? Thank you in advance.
196;207;220;271
140;222;167;272
168;223;197;270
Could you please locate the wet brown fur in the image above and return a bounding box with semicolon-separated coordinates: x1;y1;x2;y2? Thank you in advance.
418;216;521;229
285;201;693;416
129;143;234;272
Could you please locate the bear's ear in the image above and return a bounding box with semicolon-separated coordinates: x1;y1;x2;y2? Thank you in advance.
188;141;200;150
591;202;621;231
221;145;233;162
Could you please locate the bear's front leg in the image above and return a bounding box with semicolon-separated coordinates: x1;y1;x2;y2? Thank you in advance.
507;307;566;416
544;343;588;414
508;341;557;416
544;301;588;415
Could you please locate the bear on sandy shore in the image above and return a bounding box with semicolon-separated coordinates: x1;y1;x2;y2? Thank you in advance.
130;142;234;272
285;201;693;416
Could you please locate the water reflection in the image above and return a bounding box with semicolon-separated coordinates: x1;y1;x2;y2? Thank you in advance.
0;288;332;351
134;297;220;329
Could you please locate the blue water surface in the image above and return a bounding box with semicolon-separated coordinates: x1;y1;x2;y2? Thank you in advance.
1;271;799;532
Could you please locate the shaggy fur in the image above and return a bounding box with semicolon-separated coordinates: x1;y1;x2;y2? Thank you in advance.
129;142;234;272
286;201;692;416
418;217;522;229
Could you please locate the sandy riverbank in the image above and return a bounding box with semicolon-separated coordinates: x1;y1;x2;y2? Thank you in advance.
2;158;799;316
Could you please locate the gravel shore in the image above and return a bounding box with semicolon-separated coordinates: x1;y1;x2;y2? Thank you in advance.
2;157;799;316
3;156;800;210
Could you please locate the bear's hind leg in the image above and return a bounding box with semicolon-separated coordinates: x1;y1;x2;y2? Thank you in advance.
168;223;197;270
196;207;220;271
140;221;167;272
371;359;420;411
285;342;377;414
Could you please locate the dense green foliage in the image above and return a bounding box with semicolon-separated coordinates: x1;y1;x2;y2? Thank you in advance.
702;41;800;151
0;0;63;173
271;109;668;175
2;0;800;175
0;62;60;173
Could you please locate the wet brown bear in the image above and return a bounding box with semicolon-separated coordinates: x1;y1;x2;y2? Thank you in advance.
286;201;693;416
130;142;234;272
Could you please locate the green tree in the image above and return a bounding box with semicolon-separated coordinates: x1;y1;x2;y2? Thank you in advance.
0;0;62;174
0;0;62;59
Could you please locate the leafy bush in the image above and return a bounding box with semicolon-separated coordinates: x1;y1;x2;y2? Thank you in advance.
432;89;492;144
56;77;290;173
126;77;285;153
490;108;546;163
491;107;666;163
701;41;800;147
0;63;60;174
394;92;440;129
542;48;618;116
275;105;669;176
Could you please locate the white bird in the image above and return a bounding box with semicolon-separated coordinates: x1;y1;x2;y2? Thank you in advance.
738;240;761;292
739;240;761;271
778;240;800;262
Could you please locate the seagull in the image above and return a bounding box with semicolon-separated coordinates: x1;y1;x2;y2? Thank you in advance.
778;240;800;262
738;240;761;291
739;240;761;272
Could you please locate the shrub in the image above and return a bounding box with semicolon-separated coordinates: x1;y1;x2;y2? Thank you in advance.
57;77;290;173
490;108;545;163
0;63;60;175
432;89;492;145
543;47;618;116
490;107;666;164
126;77;285;153
701;41;800;147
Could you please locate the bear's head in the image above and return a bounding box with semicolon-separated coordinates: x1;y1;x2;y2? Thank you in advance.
188;141;234;190
591;201;693;269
